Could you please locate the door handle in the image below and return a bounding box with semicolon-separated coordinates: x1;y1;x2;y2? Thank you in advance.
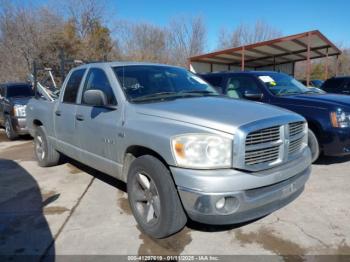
75;114;84;121
55;110;61;116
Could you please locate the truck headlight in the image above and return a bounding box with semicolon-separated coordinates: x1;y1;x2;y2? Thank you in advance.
171;134;232;169
330;109;350;128
13;104;27;117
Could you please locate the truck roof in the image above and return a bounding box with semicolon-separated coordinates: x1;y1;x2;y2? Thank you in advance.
73;61;185;70
0;82;31;88
199;71;284;76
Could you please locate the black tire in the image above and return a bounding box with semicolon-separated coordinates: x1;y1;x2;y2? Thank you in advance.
127;155;187;238
308;129;320;163
5;117;18;140
34;126;60;167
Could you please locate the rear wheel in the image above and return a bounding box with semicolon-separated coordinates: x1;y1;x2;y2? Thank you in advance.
127;155;187;238
5;117;18;140
308;129;320;163
34;126;60;167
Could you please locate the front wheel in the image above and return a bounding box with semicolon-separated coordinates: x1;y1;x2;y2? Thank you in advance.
127;155;187;238
5;117;18;140
308;129;320;163
34;126;60;167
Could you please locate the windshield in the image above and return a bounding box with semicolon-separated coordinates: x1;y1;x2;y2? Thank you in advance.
113;65;218;102
255;72;322;96
7;85;35;98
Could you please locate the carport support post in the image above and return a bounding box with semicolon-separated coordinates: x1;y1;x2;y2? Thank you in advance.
241;46;245;71
335;55;339;76
306;32;311;86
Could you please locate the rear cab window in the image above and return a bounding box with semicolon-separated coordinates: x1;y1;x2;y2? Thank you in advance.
6;84;34;98
62;69;86;103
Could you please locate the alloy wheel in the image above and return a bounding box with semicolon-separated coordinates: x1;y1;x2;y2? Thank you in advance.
35;135;45;161
132;172;161;225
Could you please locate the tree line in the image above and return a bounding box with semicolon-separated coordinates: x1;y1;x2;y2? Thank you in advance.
0;0;349;84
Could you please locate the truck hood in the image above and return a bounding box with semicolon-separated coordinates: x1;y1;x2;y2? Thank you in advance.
8;97;32;106
134;97;301;134
278;93;350;109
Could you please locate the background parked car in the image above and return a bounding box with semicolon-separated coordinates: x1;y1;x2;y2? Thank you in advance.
0;82;34;140
321;76;350;95
300;79;324;88
200;71;350;163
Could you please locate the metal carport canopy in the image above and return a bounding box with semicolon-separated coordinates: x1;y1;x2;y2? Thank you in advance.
189;30;341;84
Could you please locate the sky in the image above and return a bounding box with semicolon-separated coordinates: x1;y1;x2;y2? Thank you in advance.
14;0;350;51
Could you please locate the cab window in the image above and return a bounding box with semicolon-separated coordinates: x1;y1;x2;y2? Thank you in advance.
82;68;117;105
63;69;86;103
226;76;261;99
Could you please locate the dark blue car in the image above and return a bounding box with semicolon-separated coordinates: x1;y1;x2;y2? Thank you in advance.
200;71;350;162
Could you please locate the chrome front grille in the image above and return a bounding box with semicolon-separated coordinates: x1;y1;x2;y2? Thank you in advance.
288;122;305;155
246;126;280;145
289;122;304;137
242;121;306;170
245;126;281;167
245;145;280;165
289;137;303;154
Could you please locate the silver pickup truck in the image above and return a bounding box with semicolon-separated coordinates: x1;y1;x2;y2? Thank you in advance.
26;62;312;238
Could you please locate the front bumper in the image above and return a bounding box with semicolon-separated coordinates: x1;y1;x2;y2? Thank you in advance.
171;147;311;225
322;127;350;156
11;116;28;135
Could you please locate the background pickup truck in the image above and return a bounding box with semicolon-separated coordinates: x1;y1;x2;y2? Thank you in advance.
0;82;34;140
201;71;350;162
26;62;311;238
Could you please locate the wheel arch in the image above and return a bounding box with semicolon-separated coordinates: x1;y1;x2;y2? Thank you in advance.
307;120;322;141
122;145;170;181
33;119;43;127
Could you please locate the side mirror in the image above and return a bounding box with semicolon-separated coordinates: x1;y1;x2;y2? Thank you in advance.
83;90;107;106
243;90;263;100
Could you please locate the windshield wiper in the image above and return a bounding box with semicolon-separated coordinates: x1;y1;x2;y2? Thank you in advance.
130;92;178;102
179;90;218;96
302;90;320;94
131;90;218;102
278;91;303;96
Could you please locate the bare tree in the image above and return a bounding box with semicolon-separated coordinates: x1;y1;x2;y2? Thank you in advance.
0;2;64;81
114;20;168;63
217;20;282;49
167;16;207;66
63;0;105;38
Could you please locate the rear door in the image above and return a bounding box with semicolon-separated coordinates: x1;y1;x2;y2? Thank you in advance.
54;68;86;160
75;67;123;177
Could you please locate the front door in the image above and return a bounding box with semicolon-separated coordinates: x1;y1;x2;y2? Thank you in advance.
75;67;123;177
